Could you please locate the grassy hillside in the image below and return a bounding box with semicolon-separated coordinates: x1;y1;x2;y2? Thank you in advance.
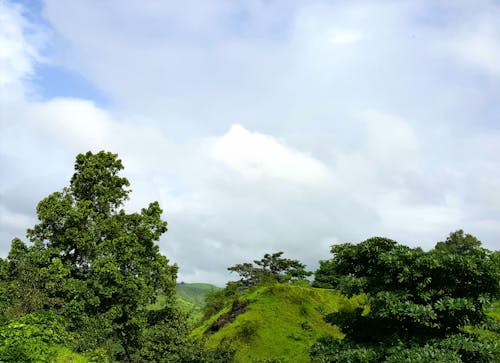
192;284;368;363
177;282;221;308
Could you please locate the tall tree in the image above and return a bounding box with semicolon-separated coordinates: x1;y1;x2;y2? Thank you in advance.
6;151;178;361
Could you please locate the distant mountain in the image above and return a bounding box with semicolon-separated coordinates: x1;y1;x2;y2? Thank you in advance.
192;284;367;363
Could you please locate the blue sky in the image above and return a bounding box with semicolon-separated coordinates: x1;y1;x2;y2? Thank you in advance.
1;0;500;284
33;64;109;105
12;0;109;104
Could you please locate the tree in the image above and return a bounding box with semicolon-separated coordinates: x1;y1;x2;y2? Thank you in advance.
228;251;311;288
5;151;178;361
311;235;500;362
435;229;482;253
201;252;312;321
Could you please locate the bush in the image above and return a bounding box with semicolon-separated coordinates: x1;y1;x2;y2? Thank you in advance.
311;233;500;362
0;311;73;362
384;345;462;363
310;336;382;363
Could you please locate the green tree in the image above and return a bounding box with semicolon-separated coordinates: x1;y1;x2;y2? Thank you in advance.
228;251;311;288
312;235;500;362
5;151;178;361
202;253;311;321
435;229;482;253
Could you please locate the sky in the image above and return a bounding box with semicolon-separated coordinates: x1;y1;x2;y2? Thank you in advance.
1;0;500;285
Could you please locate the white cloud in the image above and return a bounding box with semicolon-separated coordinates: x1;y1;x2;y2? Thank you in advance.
211;124;329;185
360;110;420;173
0;2;31;83
30;98;112;150
1;0;500;286
449;11;500;78
0;0;44;98
328;29;363;45
376;191;463;234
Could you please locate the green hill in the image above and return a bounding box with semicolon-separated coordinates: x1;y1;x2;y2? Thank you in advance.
176;282;221;308
172;282;221;323
192;284;368;363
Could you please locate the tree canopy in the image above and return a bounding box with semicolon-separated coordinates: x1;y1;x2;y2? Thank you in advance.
435;229;482;253
311;233;500;362
227;251;312;288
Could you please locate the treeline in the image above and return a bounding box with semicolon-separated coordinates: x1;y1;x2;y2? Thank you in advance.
0;151;499;362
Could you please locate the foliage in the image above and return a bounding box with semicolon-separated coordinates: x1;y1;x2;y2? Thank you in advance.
149;283;222;326
311;333;499;363
203;282;241;321
0;311;73;362
228;252;312;289
133;303;234;362
0;258;10;324
2;151;179;361
312;234;500;362
435;229;482;253
310;336;383;363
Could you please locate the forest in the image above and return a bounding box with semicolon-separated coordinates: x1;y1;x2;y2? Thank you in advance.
0;151;498;362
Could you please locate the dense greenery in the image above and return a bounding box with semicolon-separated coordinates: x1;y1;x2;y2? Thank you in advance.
311;235;500;362
0;150;498;362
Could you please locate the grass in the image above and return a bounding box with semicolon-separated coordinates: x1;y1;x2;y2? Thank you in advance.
192;284;368;363
53;346;90;363
487;300;500;321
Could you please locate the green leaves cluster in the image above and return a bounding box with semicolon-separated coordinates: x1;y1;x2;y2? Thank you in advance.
312;234;500;362
0;311;71;362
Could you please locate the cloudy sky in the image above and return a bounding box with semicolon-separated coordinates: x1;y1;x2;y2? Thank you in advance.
1;0;500;285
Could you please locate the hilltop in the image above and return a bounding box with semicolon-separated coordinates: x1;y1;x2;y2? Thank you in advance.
192;284;368;363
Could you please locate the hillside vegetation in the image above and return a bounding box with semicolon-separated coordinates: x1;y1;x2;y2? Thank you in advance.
193;284;367;362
